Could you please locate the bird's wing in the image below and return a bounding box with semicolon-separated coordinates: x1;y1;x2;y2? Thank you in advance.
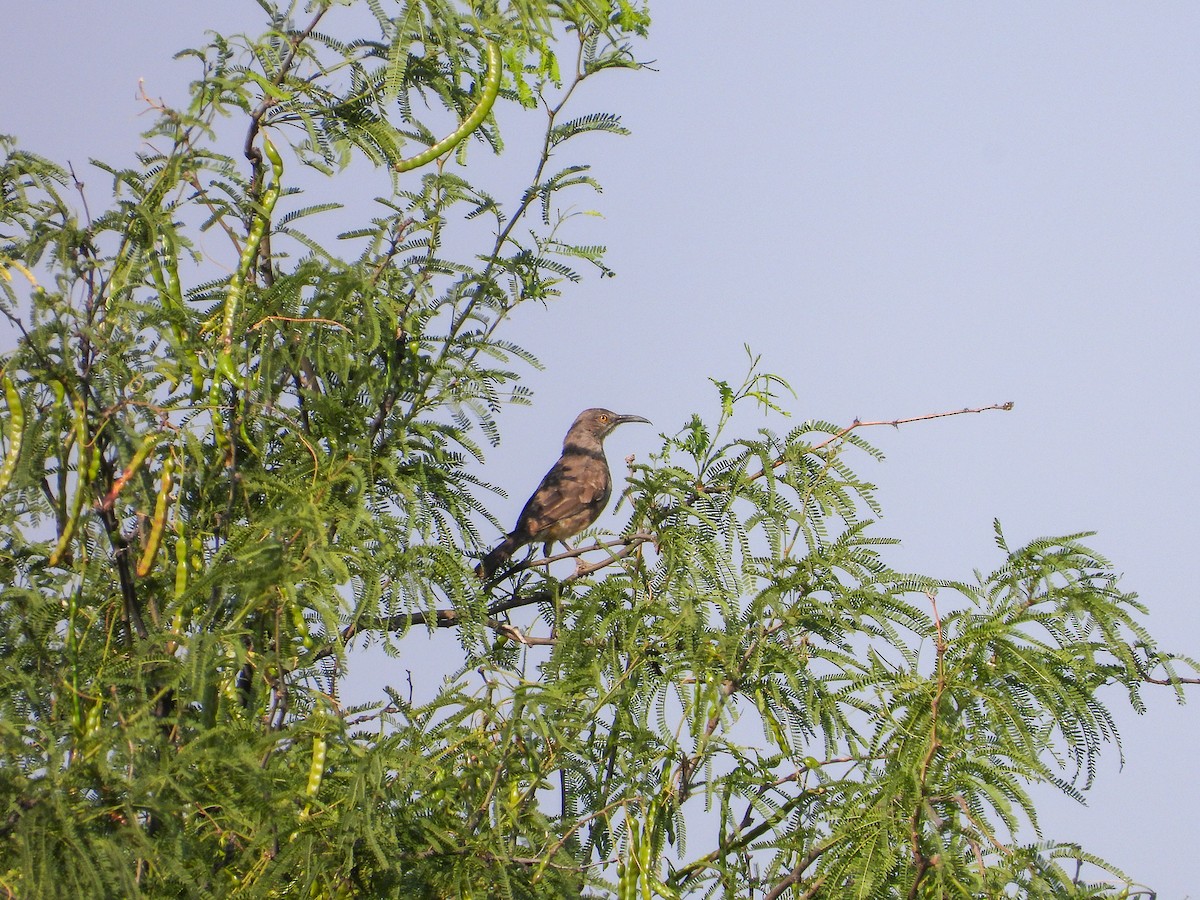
516;455;608;540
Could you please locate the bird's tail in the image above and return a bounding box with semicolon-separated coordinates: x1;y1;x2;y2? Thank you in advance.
476;535;518;579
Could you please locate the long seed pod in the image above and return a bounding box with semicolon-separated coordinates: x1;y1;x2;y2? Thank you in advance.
219;136;283;360
0;375;25;497
622;817;641;900
638;809;653;900
149;236;204;396
616;858;631;900
211;135;284;443
0;257;39;288
137;456;174;577
49;392;92;567
306;732;328;800
99;431;161;511
173;528;188;602
171;448;189;604
300;717;330;821
395;37;501;172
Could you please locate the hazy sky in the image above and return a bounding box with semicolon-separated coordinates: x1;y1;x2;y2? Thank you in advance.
5;3;1199;894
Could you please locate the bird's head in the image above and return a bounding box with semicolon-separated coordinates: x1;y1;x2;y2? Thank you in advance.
568;408;652;443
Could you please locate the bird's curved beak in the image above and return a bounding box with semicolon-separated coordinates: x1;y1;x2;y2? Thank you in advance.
614;414;652;426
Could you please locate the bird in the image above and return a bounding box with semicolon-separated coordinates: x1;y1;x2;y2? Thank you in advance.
477;408;651;579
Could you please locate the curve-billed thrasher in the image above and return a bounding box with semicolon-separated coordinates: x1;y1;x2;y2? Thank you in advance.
477;408;651;578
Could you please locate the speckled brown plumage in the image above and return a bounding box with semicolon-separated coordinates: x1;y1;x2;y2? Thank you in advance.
477;408;650;578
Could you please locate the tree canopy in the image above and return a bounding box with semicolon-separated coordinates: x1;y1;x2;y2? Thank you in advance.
0;2;1195;897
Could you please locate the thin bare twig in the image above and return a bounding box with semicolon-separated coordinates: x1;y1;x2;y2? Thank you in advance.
1140;673;1200;686
488;619;556;646
248;315;350;333
817;401;1014;451
749;401;1014;483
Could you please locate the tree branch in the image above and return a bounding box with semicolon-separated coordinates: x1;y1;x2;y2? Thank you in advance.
761;838;839;900
340;533;654;642
243;8;326;166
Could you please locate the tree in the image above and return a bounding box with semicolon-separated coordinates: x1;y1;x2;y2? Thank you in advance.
0;1;1194;897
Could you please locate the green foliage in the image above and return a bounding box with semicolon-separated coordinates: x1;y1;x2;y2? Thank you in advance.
0;2;1192;898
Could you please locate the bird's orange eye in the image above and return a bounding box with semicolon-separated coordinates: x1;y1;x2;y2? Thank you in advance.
599;415;609;422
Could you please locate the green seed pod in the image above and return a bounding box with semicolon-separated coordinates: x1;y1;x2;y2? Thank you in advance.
173;531;188;601
211;135;283;447
85;699;102;736
137;456;174;577
395;38;501;172
149;238;203;395
219;135;282;355
49;393;91;567
306;732;328;799
638;808;653;900
289;602;311;649
616;858;631;900
104;432;161;508
0;375;25;497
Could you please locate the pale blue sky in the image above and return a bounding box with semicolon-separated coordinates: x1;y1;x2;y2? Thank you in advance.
5;3;1199;894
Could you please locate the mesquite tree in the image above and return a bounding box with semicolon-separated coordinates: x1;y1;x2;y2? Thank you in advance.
0;2;1194;897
